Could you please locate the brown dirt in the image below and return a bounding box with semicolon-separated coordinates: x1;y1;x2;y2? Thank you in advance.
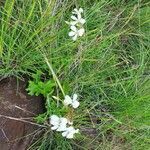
0;77;45;150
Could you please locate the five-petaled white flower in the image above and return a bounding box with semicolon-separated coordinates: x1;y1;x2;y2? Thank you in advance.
62;126;79;139
50;115;68;131
69;26;85;41
66;7;86;41
64;93;80;108
72;8;83;15
70;8;86;26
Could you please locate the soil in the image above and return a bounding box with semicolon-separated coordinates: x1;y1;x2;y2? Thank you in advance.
0;77;45;150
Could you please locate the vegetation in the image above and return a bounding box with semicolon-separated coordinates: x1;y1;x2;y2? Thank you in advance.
0;0;149;149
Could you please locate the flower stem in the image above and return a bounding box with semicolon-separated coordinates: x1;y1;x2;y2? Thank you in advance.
44;55;65;97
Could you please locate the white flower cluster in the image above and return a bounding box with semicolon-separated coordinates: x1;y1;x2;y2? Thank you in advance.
49;94;80;139
67;8;86;41
50;115;79;139
64;94;79;108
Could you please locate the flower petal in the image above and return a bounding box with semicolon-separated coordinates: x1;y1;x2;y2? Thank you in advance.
50;120;59;126
77;13;82;19
73;94;78;101
66;126;74;131
70;21;78;26
50;115;59;125
71;15;77;21
72;100;80;108
80;18;86;24
69;31;75;37
78;28;85;36
62;131;68;137
51;125;58;130
64;127;79;139
79;8;83;13
70;25;77;32
60;118;68;124
50;115;59;120
72;34;78;41
72;8;78;14
66;132;74;139
57;125;67;131
64;95;72;105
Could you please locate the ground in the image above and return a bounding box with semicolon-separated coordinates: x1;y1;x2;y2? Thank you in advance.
0;0;150;150
0;78;44;149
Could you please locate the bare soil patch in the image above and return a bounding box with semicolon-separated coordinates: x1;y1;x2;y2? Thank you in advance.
0;77;45;150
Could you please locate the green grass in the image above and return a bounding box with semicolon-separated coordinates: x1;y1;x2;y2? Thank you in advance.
0;0;150;149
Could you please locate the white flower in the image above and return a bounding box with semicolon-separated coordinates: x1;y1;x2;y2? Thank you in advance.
69;8;85;26
62;126;79;139
70;15;86;26
50;115;60;130
57;118;68;131
69;26;85;41
50;115;79;139
70;8;85;26
64;94;80;108
67;8;86;41
72;8;84;15
50;115;68;131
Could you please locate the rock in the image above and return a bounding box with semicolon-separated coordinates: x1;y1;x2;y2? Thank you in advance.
0;77;45;150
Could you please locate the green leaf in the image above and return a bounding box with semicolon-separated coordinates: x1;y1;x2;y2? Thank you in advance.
26;71;55;97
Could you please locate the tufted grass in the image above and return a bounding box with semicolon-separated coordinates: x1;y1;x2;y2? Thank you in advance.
0;0;150;149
